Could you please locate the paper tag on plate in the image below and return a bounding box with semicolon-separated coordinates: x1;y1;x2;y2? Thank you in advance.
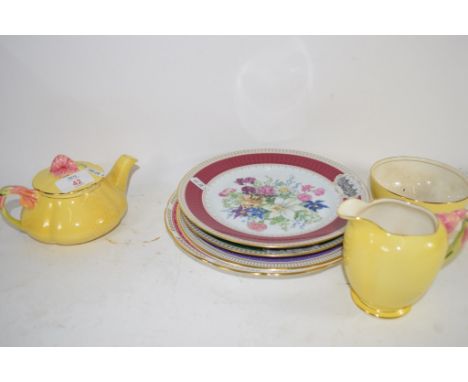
55;169;96;193
190;177;206;191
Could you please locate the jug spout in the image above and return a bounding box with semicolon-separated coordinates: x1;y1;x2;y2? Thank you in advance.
337;198;369;220
106;155;138;193
339;198;441;237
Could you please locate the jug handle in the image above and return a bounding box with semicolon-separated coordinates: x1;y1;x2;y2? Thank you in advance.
441;213;468;262
0;186;38;232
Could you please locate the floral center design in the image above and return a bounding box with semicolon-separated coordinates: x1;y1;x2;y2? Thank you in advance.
217;175;330;233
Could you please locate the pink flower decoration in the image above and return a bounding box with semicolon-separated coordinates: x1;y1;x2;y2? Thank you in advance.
247;221;268;232
1;186;37;209
257;185;276;196
313;187;325;196
297;193;312;202
244;177;256;184
454;209;468;219
241;186;257;195
437;211;463;235
301;184;313;192
10;186;38;209
463;227;468;244
50;154;79;177
235;177;256;185
219;188;236;197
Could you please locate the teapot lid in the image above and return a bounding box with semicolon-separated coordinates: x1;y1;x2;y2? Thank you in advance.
33;155;105;194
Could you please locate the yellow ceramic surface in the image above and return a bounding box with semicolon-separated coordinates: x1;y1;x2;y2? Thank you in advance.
370;156;468;260
0;155;137;245
338;198;447;318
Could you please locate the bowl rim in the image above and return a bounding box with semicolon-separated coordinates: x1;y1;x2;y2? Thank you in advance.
370;156;468;205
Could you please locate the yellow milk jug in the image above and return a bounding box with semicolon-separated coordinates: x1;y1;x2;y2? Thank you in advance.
338;198;447;318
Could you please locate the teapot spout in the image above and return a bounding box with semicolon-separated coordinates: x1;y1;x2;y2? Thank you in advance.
106;155;138;193
337;198;369;220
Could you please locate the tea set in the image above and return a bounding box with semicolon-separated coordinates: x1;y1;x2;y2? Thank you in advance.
1;150;467;319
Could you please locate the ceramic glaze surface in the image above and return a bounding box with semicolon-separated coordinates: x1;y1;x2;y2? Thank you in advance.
203;164;341;237
21;180;127;244
339;198;448;318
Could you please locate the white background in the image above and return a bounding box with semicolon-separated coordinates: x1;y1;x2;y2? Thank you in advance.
1;36;467;346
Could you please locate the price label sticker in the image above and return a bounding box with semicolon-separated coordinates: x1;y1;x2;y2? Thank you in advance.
87;167;104;177
55;170;96;193
190;177;206;191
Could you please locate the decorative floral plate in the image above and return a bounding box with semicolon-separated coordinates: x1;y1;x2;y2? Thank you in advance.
178;149;368;248
182;212;343;257
165;195;342;277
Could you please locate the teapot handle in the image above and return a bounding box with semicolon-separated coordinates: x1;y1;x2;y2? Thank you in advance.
0;186;38;232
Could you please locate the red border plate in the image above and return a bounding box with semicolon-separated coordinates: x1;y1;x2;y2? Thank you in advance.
177;149;368;248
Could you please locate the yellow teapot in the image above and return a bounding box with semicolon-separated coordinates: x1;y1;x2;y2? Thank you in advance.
0;154;137;245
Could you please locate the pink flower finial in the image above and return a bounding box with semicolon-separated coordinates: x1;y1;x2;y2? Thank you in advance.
50;155;79;177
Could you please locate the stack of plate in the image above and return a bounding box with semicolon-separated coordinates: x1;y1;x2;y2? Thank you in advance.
165;149;369;277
